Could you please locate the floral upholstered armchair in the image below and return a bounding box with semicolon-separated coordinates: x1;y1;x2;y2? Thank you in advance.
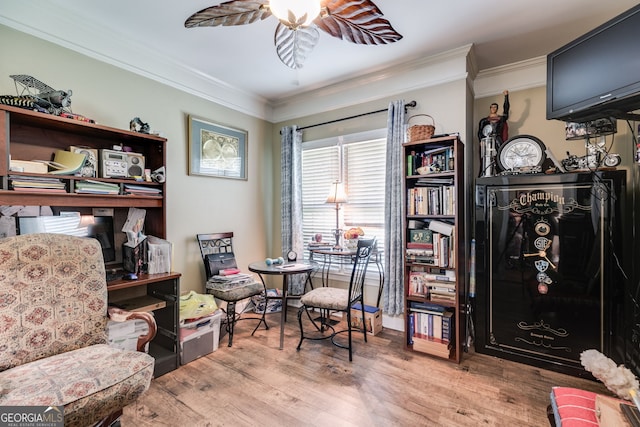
0;233;157;427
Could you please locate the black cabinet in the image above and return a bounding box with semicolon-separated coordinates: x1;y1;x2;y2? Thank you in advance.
474;171;626;377
108;273;181;377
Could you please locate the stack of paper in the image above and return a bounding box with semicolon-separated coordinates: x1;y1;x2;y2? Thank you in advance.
124;184;162;197
9;175;66;192
75;180;120;194
206;273;257;291
147;235;172;274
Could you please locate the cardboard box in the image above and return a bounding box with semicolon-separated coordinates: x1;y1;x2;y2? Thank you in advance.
180;310;222;365
9;160;48;173
350;304;382;335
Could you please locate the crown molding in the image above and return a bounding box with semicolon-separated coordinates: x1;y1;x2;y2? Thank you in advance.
0;3;271;120
270;45;473;123
474;56;547;98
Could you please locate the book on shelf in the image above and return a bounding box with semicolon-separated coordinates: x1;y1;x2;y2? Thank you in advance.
308;241;334;250
429;282;456;292
430;296;456;306
407;219;425;229
442;311;453;342
408;270;455;291
407;242;433;249
410;310;454;344
406;249;435;265
76;180;120;194
410;301;446;312
429;219;454;236
9;175;66;192
429;289;456;301
12;187;67;193
416;176;454;186
411;265;455;278
123;184;162;196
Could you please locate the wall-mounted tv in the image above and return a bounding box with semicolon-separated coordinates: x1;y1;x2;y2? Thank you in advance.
547;4;640;123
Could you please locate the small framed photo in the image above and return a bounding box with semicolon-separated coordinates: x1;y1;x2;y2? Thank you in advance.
188;115;247;180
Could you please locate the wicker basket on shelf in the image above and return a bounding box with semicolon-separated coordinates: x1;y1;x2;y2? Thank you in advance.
406;114;435;142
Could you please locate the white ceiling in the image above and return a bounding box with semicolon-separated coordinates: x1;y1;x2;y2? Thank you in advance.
1;1;638;120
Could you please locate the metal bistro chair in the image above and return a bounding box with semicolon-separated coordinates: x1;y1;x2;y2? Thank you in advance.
197;232;268;347
296;237;376;361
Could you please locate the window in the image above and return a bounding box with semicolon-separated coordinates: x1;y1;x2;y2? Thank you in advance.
301;129;387;257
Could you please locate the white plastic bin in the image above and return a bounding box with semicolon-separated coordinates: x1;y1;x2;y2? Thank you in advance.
179;310;223;364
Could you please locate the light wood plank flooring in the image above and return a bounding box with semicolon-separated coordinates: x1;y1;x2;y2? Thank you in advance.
123;308;609;426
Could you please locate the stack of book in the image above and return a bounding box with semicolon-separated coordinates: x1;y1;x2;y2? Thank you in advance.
408;301;454;358
308;241;333;250
9;175;66;192
75;180;120;194
123;184;162;197
408;268;456;302
206;272;257;291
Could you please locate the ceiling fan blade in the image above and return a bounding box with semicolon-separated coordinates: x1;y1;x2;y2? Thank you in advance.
316;0;402;45
274;24;320;69
185;0;271;27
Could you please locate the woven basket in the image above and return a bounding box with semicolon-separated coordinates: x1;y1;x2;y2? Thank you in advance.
407;114;436;142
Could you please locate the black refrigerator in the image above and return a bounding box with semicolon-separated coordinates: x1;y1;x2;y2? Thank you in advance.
474;171;627;378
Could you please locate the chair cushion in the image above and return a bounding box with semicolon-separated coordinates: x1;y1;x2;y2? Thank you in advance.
300;287;349;311
0;233;108;371
549;387;598;426
207;280;264;302
0;343;155;427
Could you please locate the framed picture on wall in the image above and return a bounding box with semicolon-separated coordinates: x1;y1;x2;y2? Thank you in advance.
188;115;247;180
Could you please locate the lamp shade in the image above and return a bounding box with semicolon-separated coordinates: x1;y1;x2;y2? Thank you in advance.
269;0;321;28
325;181;348;204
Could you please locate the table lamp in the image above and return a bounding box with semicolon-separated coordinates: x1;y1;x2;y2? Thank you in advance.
325;180;348;249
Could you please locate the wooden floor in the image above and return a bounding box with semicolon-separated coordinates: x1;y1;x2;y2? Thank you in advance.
122;308;609;427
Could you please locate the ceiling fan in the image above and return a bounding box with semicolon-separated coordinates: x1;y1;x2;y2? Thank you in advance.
185;0;403;69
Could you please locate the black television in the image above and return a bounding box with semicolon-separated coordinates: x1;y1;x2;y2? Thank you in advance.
546;4;640;123
17;214;116;263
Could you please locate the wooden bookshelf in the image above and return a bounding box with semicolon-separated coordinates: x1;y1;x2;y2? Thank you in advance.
403;134;465;363
0;104;180;377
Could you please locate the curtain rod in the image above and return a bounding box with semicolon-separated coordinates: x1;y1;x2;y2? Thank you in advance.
298;100;417;131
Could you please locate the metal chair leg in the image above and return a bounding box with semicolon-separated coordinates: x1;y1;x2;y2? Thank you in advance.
251;303;269;336
360;301;368;343
296;305;305;351
226;301;236;347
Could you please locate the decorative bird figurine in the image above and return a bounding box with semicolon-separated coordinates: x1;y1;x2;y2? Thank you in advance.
185;0;402;69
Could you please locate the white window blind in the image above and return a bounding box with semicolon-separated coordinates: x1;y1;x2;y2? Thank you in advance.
301;129;386;255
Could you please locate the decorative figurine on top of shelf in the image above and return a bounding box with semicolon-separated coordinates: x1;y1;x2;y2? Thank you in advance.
1;74;95;122
561;117;621;171
130;117;151;134
478;90;510;177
